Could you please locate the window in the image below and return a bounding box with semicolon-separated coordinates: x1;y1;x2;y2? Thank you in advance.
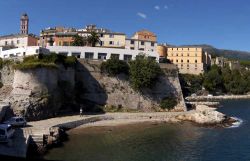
59;52;68;56
17;40;20;44
181;59;183;63
72;52;81;58
85;52;94;59
151;42;154;47
98;53;107;60
124;54;132;62
111;54;120;59
187;53;189;57
195;60;197;63
100;34;104;37
109;34;114;38
131;40;134;44
187;60;189;63
130;47;134;50
139;48;144;51
148;56;156;61
23;52;26;56
176;53;178;56
141;41;145;45
100;41;104;46
176;60;178;63
5;41;7;46
109;41;114;45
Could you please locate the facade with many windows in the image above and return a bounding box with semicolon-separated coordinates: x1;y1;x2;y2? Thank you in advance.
167;47;211;75
125;30;157;52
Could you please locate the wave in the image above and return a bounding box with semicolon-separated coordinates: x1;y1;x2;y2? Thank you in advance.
228;117;243;128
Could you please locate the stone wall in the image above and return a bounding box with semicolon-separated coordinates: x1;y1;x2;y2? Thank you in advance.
76;60;186;112
0;65;14;86
6;67;75;121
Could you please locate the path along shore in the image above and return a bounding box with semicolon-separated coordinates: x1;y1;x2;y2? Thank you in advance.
25;105;233;136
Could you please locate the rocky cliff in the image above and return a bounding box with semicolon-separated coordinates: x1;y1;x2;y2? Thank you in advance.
76;60;186;112
0;60;186;121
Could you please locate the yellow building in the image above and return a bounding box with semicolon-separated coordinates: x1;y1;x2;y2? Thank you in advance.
98;32;126;48
167;47;211;75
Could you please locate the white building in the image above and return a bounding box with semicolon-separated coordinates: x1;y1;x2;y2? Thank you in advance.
125;30;157;52
0;34;38;48
0;46;159;61
0;46;49;58
47;46;159;61
125;39;157;52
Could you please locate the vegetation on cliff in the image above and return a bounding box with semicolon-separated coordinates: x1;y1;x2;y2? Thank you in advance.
180;65;250;96
129;55;163;91
13;53;76;70
160;97;178;110
100;55;163;91
100;57;129;76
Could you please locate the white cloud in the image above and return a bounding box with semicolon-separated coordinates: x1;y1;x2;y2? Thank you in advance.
164;5;169;10
137;12;147;19
154;5;160;10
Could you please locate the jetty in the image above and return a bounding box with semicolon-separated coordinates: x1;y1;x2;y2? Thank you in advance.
186;95;250;102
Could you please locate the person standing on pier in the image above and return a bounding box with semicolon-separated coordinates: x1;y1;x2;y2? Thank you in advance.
80;106;83;117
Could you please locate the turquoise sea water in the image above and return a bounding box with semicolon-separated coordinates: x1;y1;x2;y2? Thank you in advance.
44;100;250;161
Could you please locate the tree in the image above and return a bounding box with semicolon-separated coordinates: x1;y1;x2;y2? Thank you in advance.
100;57;129;76
203;65;224;93
72;35;86;46
87;31;101;47
129;55;162;91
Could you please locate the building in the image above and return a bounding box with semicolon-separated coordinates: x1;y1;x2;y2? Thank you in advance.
40;25;126;48
78;25;126;48
0;46;49;58
0;34;38;48
0;46;159;61
125;30;157;52
157;44;171;57
0;13;38;49
212;57;240;70
167;47;211;75
39;27;77;47
20;13;29;34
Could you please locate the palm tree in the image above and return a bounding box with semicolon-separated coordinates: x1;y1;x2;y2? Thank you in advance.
87;31;101;47
72;35;87;46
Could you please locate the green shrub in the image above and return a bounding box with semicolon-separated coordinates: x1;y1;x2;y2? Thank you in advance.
13;53;76;70
129;55;162;91
160;97;177;110
101;57;129;76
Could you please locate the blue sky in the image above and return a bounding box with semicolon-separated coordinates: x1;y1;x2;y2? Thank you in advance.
0;0;250;51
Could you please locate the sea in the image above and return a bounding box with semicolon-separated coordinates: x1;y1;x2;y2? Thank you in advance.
44;100;250;161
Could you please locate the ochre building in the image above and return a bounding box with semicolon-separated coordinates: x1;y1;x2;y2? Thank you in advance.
167;47;211;75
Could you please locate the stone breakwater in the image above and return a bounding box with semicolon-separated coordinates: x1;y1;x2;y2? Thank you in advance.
186;95;250;102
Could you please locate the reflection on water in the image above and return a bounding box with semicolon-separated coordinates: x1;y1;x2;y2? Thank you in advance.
44;100;250;161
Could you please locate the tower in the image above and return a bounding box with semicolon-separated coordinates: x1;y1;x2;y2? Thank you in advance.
20;13;29;34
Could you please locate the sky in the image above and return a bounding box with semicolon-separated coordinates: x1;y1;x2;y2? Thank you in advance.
0;0;250;51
